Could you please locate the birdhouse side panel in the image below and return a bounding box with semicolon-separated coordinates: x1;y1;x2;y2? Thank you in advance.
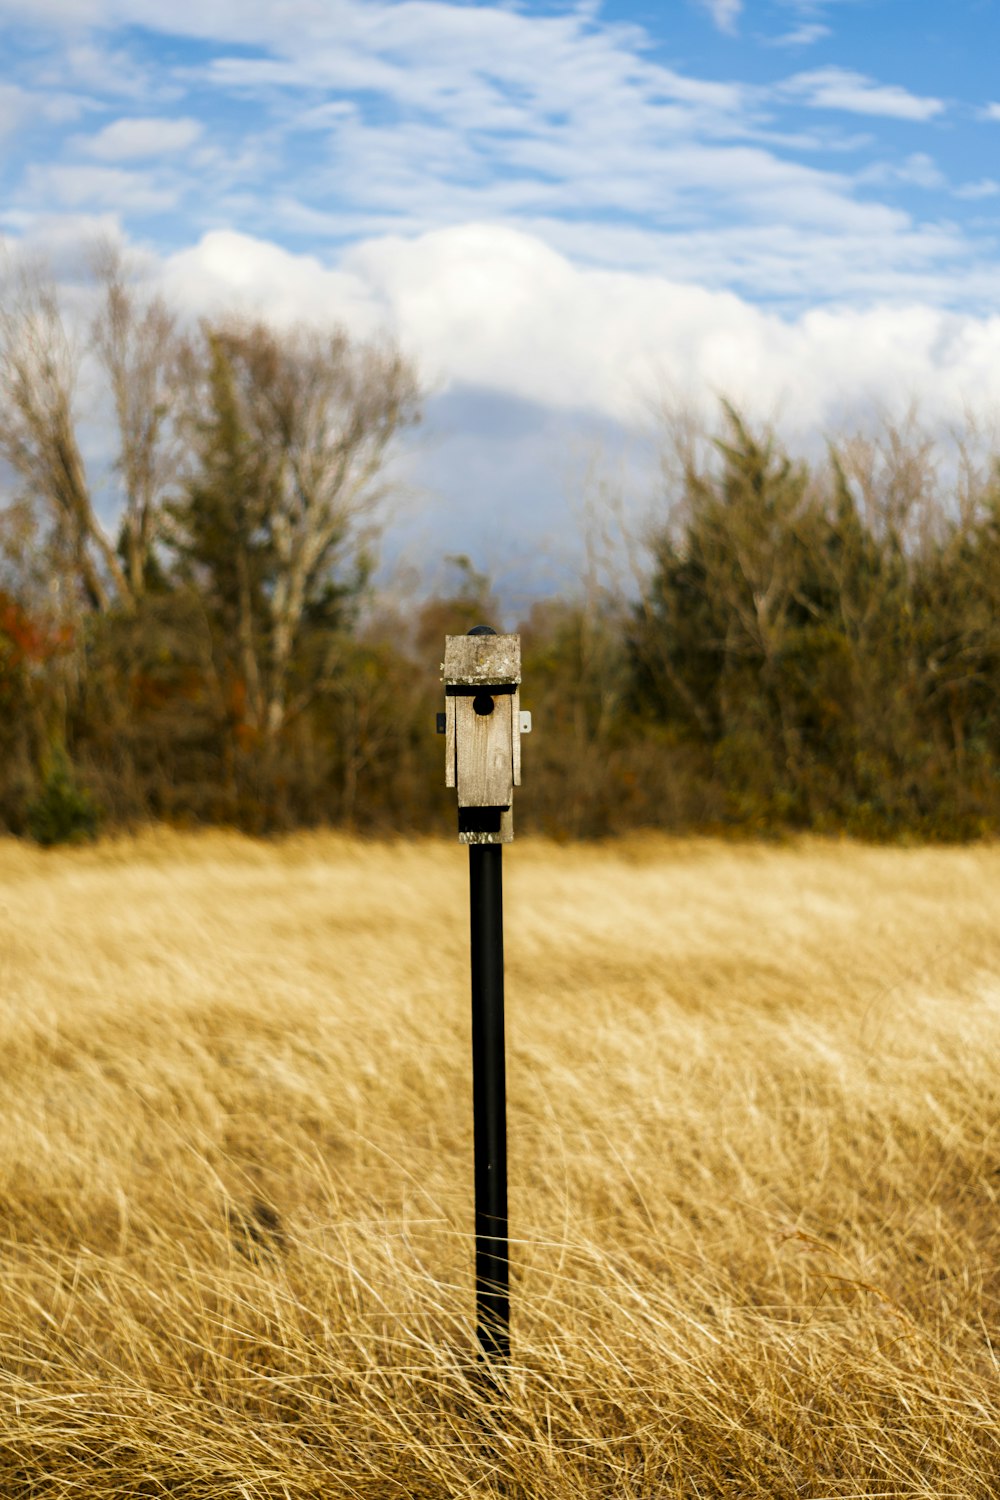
445;694;456;788
512;687;521;788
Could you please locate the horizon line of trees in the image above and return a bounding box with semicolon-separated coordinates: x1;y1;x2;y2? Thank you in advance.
3;245;1000;843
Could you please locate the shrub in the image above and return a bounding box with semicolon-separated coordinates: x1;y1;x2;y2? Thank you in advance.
27;748;100;847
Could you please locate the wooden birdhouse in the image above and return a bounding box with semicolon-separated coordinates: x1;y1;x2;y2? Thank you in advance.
440;629;530;843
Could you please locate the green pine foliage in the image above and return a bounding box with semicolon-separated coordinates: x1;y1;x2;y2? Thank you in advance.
625;404;1000;838
26;747;100;847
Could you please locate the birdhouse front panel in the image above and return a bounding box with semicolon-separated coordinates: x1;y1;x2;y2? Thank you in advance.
455;691;514;809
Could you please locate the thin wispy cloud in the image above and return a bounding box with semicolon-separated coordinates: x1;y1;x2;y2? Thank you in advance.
859;152;945;192
26;162;179;212
766;22;831;47
0;2;962;278
700;0;743;35
0;83;28;138
76;117;202;160
954;178;1000;200
780;66;945;121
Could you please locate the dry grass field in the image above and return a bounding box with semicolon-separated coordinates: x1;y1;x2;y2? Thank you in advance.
1;830;1000;1497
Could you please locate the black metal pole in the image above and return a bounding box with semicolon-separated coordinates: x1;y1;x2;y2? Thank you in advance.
469;841;510;1363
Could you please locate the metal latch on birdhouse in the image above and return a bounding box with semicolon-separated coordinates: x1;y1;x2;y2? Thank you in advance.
438;627;530;844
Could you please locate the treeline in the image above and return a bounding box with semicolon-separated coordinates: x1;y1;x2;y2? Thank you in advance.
3;250;1000;842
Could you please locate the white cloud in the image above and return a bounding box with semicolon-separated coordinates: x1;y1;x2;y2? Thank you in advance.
63;40;158;96
505;214;971;307
0;82;88;137
198;13;752;144
859;153;944;191
0;0;988;324
27;163;179;212
77;116;202;159
982;103;1000;122
954;179;1000;201
147;223;1000;438
307;110;875;241
699;0;742;34
160;229;386;337
109;6;956;308
766;23;831;47
0;84;29;139
781;67;945;121
0;0;95;18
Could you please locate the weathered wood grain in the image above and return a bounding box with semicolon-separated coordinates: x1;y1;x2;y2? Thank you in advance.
445;694;456;788
443;634;521;686
455;694;513;808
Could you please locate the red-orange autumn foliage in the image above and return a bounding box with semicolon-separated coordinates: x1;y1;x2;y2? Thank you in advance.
0;592;73;668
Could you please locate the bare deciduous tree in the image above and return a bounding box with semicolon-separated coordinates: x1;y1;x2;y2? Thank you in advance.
90;242;182;599
265;328;419;739
0;247;182;614
174;317;420;755
0;264;126;612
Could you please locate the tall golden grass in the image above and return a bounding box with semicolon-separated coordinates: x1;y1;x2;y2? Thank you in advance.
1;830;999;1496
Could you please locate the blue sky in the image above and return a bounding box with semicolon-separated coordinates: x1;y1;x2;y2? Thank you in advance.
3;0;1000;596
